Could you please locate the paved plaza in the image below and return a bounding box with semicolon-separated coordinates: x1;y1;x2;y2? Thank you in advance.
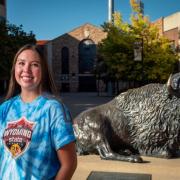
60;92;113;118
72;155;180;180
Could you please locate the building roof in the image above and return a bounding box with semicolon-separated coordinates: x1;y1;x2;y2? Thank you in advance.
52;23;106;41
36;40;49;45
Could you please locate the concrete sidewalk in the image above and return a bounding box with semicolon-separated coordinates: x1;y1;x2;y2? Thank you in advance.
72;155;180;180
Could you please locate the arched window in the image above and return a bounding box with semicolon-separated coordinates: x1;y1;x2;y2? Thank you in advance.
79;39;96;74
61;47;69;74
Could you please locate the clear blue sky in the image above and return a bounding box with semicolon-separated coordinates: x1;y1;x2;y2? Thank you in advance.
7;0;180;40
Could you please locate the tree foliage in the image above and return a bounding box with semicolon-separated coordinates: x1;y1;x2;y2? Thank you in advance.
98;21;134;81
130;0;178;82
0;21;36;79
97;0;179;84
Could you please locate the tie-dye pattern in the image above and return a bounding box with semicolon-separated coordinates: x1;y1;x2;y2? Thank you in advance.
0;95;75;180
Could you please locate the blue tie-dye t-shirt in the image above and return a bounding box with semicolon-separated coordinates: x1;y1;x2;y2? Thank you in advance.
0;94;75;180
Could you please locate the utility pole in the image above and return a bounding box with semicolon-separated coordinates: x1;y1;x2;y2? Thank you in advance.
108;0;114;23
136;0;144;15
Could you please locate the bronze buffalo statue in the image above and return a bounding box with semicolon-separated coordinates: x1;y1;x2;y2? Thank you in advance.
73;73;180;163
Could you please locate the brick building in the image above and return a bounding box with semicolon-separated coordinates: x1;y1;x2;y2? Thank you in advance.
45;23;107;92
42;12;179;93
0;0;6;21
152;12;180;48
163;12;180;46
153;12;180;69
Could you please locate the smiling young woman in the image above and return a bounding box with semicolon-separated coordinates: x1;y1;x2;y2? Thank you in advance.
0;44;77;180
15;49;42;102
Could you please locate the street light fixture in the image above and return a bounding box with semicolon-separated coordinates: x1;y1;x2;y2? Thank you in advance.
134;38;144;84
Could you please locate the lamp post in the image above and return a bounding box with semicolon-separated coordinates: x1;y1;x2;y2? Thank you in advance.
134;38;144;84
108;0;114;23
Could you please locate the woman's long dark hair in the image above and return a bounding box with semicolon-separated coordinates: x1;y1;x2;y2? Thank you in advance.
5;44;57;100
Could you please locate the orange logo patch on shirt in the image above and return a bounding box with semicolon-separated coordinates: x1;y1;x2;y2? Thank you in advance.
2;117;35;158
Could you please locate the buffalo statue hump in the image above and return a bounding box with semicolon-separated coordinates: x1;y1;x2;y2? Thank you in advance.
73;73;180;163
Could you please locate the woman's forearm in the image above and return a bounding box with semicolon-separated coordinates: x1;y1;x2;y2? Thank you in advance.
56;142;77;180
55;162;77;180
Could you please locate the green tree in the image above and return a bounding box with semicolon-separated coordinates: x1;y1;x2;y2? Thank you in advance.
0;21;36;81
97;0;179;87
130;0;178;82
98;15;135;82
